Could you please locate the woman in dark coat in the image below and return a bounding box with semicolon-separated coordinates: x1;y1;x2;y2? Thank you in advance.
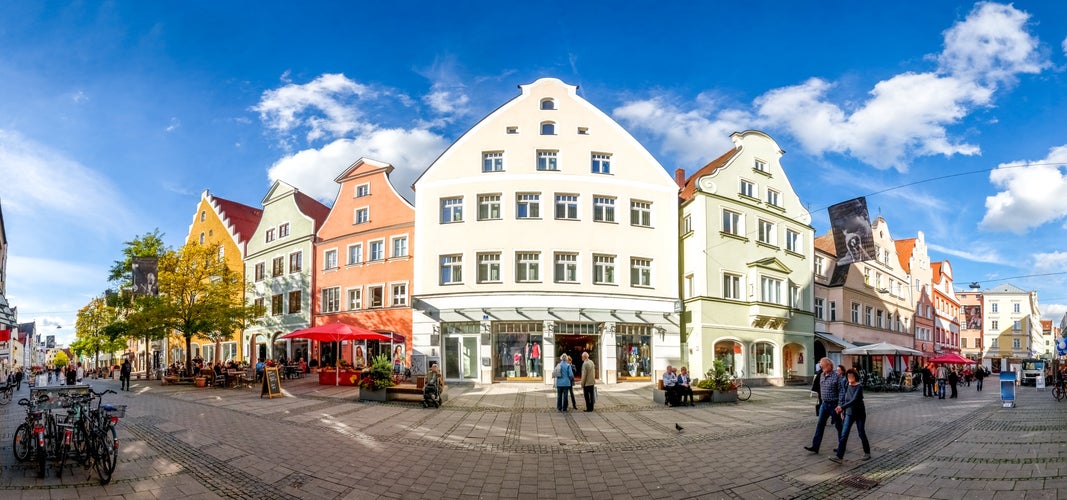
831;368;871;463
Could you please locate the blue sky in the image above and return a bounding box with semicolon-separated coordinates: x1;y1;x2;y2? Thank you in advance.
2;1;1065;346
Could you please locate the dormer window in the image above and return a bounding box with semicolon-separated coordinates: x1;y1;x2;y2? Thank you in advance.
540;98;555;110
540;122;555;135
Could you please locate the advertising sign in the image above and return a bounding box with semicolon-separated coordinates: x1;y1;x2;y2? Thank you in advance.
1000;371;1016;408
827;197;876;285
46;335;55;348
132;257;159;296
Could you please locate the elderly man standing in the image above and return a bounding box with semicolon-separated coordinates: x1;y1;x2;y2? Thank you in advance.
805;357;843;454
581;352;596;412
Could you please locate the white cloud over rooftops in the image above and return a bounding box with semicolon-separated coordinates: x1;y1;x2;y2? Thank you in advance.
981;145;1067;233
927;242;1005;265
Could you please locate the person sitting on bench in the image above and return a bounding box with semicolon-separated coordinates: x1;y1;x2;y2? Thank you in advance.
676;366;695;406
662;365;679;407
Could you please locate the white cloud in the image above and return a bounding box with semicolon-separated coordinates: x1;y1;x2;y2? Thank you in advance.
6;255;105;346
165;117;180;132
71;90;88;103
613;93;747;167
927;243;1005;264
252;73;376;145
1042;303;1067;321
1032;251;1067;272
423;87;470;115
266;129;449;203
981;145;1067;233
1062;35;1067;56
0;129;133;233
937;2;1047;86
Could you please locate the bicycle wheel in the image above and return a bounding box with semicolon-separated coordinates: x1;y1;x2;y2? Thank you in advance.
101;424;118;474
93;433;114;485
736;384;752;401
55;440;69;478
12;423;32;462
1054;386;1064;402
36;439;47;478
0;388;12;405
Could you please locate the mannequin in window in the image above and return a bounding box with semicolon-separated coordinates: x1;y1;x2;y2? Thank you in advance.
513;351;523;377
639;342;650;376
530;342;541;377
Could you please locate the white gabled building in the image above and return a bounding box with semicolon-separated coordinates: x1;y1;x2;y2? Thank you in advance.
412;78;680;385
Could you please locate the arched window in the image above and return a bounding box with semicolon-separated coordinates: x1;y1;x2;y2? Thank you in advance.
540;98;555;110
713;340;741;375
200;211;206;222
540;121;555;135
199;232;205;245
753;342;775;376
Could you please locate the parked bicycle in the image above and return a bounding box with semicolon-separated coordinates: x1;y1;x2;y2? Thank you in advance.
1053;382;1065;402
0;381;14;405
13;394;51;478
731;371;751;401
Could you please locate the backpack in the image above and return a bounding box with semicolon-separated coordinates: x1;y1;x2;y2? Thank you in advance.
552;364;562;379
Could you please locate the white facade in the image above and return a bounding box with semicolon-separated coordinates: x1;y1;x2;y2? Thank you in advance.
412;78;680;384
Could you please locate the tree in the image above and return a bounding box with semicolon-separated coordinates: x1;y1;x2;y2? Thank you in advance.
107;230;170;378
157;242;261;373
53;351;70;370
107;229;167;284
74;297;116;370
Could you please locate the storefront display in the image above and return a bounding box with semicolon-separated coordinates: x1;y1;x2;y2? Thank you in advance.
554;322;599;381
493;322;543;381
616;324;652;380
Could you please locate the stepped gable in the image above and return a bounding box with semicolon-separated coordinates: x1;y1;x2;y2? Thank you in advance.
679;147;739;202
208;193;263;246
895;238;916;274
293;190;331;232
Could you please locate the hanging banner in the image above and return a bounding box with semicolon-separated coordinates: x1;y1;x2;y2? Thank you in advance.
132;257;159;296
828;197;876;286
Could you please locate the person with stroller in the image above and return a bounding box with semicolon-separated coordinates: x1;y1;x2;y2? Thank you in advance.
423;362;444;408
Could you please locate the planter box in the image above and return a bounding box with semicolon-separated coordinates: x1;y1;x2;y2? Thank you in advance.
712;390;738;403
359;388;387;402
194;377;207;388
318;370;361;386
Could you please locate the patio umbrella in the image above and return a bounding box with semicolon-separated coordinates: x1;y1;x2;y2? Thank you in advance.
928;353;976;365
281;323;392;385
841;342;922;356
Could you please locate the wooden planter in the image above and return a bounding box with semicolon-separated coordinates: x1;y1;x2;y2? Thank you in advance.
712;390;738;403
359;387;387;402
194;377;207;388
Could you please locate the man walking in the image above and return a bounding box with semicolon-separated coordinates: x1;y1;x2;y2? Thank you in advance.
936;364;949;399
805;357;843;454
975;366;986;391
580;352;596;412
921;364;935;397
14;368;22;391
120;359;132;391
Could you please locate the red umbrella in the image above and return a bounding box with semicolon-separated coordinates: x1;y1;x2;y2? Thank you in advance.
281;323;392;385
929;353;976;365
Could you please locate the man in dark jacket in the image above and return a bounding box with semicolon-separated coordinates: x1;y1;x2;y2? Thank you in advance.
921;365;935;397
975;366;986;391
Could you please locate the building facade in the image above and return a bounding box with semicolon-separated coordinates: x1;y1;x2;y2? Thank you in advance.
981;283;1041;370
679;130;814;385
314;158;414;368
244;180;330;366
895;234;934;365
412;78;680;384
957;290;984;361
930;261;961;356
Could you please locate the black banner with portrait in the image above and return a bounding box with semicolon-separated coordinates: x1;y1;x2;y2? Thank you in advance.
828;197;876;286
132;257;159;296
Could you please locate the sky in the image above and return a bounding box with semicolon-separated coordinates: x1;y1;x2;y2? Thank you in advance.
1;1;1066;346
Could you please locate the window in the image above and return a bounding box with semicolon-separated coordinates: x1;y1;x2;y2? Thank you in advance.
1013;320;1020;331
961;338;967;349
218;246;224;261
440;197;463;223
368;285;384;308
766;189;781;207
536;150;558;171
786;230;801;253
593;196;616;222
391;283;408;307
321;287;340;313
482;152;504;172
516;252;540;282
355;207;369;224
478;194;501;220
991;302;998;313
1012;338;1021;349
760;276;782;304
789;285;800;308
272;256;284;277
324;249;338;270
722;209;742;236
740;179;756;198
685;274;694;298
865;306;873;326
347;244;363;265
392;236;408;258
199;232;205;245
630;258;651;287
1013;303;1020;313
631;201;651;227
829;301;837;321
851;303;861;323
506;126;518;134
347;288;361;310
265;228;276;243
370;240;385;261
754;342;774;376
254;297;264;315
254;262;265;282
591;153;611;174
440;255;463;284
278;223;290;238
540;122;555;135
289;251;302;273
477;253;501;283
877;310;884;329
723;274;741;300
554;253;578;283
199;211;206;222
758;220;776;245
991;338;998;348
355;183;370;197
540;98;555;110
683;214;692;234
815;297;824;319
992;320;999;330
577;127;588;135
555;194;579;220
754;159;767;172
593;255;615;284
516;193;540;218
287;291;301;314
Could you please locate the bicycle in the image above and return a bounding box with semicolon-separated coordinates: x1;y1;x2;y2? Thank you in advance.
731;371;752;401
13;394;51;478
1053;382;1065;402
0;381;13;405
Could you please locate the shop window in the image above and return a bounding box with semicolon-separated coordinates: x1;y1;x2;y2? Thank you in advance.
492;321;544;381
616;324;652;380
753;342;774;376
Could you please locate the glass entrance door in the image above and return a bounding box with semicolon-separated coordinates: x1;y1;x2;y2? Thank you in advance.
445;336;479;380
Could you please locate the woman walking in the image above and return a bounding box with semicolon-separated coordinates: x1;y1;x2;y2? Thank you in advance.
830;368;871;463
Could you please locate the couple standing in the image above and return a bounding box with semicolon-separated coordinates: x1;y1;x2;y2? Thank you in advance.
554;352;596;412
806;357;871;463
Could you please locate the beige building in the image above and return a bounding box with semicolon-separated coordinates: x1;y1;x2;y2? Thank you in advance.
957;290;984;361
981;283;1041;370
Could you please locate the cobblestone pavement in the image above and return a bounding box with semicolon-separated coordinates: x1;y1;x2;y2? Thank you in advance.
0;375;1062;499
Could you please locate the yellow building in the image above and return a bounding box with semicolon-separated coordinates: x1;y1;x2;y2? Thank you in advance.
178;189;262;364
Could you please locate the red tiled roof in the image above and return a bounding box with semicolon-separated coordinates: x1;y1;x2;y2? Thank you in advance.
895;238;916;274
679;147;740;201
931;261;942;284
211;195;263;246
813;232;837;257
293;190;331;232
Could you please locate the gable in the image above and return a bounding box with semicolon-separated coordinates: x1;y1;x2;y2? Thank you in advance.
747;257;792;274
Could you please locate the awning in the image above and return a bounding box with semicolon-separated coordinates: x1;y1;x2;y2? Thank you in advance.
610;310;647;324
814;332;857;351
435;309;481;323
482;308;533;322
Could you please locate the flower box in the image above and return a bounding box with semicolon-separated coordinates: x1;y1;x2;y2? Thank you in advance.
318;370;361;386
359;388;387;402
712;390;738;403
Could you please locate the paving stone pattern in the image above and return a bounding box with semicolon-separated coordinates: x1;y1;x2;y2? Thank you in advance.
0;375;1063;499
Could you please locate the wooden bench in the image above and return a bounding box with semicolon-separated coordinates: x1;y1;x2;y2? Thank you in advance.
161;376;196;385
386;384;449;403
652;380;712;404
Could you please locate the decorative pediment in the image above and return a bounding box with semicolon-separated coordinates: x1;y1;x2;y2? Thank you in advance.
746;257;792;274
750;315;786;330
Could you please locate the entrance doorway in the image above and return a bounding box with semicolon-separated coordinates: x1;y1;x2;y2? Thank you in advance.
554;334;599;381
445;336;479;380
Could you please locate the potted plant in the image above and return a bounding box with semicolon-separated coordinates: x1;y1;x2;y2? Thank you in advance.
358;354;395;401
696;359;737;403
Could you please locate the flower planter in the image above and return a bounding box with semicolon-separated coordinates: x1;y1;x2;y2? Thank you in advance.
359;388;387;402
318;370;361;386
712;390;738;403
194;377;207;388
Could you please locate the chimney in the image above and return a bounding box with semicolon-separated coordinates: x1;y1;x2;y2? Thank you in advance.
674;168;686;188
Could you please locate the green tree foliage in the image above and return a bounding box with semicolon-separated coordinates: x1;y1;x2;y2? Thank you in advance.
107;231;171;379
53;351;70;370
158;242;261;371
107;228;168;285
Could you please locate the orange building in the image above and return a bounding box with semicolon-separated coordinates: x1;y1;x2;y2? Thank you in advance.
181;189;262;363
313;158;414;368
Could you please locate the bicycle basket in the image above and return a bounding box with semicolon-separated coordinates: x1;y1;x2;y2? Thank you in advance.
103;405;127;418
